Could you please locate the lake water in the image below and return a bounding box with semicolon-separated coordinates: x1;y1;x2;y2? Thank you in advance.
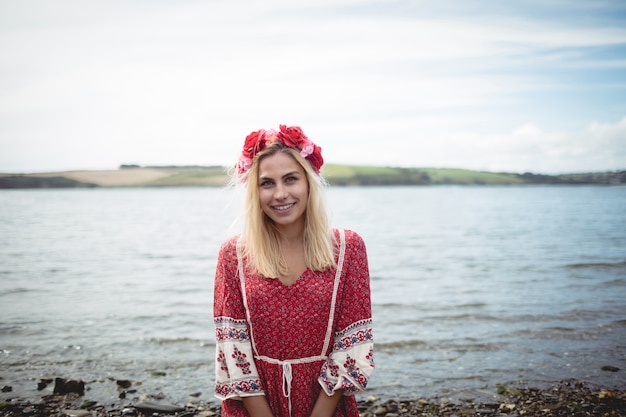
1;186;625;405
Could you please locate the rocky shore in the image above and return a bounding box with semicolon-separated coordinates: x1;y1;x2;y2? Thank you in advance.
1;379;624;417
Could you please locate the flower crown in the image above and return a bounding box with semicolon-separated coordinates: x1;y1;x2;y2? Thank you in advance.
236;125;324;178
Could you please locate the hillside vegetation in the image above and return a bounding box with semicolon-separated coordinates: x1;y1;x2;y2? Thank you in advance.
1;164;625;188
322;165;626;185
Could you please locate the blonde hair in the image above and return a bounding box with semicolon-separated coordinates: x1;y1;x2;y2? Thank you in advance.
240;141;335;278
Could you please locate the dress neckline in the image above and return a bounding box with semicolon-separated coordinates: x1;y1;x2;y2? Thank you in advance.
277;268;310;288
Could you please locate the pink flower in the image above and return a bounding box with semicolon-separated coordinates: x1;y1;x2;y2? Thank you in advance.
236;157;253;175
300;143;314;158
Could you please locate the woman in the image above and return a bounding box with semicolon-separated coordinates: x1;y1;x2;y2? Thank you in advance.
214;125;374;417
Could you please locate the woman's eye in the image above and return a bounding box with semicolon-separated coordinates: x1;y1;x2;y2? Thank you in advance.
285;176;297;183
260;180;273;187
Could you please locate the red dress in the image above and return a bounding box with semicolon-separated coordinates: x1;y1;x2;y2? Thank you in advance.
214;229;374;417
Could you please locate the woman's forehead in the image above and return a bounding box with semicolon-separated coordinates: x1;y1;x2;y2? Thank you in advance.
258;152;304;177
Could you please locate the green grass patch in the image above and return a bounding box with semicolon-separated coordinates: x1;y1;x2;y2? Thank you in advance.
322;165;525;185
142;167;228;186
417;168;525;185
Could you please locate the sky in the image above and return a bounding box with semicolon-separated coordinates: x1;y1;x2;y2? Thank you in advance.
1;0;626;174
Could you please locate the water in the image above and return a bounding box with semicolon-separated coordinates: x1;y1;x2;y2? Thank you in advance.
1;186;625;405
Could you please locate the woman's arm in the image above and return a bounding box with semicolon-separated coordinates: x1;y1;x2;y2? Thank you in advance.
317;230;374;403
214;239;265;400
309;389;344;417
242;396;275;417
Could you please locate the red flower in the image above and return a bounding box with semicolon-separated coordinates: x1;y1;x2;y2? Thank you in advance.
277;125;308;148
242;130;269;159
307;144;324;174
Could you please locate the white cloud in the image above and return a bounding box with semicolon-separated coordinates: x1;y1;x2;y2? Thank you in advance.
0;0;625;173
336;116;626;174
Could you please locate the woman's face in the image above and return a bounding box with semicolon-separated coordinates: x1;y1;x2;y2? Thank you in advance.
257;151;309;233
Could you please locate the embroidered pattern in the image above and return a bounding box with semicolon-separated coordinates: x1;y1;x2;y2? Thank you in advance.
214;316;250;343
343;355;368;387
366;347;374;368
232;346;252;375
215;378;263;398
333;318;374;351
319;317;374;394
216;349;230;378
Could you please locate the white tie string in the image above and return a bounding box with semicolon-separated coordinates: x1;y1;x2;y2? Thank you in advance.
282;362;293;417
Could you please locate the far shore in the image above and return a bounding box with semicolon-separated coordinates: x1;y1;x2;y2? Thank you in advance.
22;168;172;186
1;165;625;188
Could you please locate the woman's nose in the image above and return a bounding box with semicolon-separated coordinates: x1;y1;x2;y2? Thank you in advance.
274;183;288;199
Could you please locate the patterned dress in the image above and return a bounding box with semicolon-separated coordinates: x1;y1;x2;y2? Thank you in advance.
214;229;374;417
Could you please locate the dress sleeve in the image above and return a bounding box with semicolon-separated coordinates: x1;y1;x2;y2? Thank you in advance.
318;230;374;396
214;238;265;400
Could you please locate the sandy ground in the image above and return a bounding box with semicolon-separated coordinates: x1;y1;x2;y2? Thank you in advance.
3;168;171;186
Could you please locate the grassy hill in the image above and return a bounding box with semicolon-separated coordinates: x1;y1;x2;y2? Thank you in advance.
1;165;625;188
322;165;527;185
322;165;626;186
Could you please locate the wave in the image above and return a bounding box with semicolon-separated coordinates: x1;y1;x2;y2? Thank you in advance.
605;278;626;287
456;302;488;308
376;339;430;350
140;337;214;346
505;325;609;341
0;324;27;335
376;339;502;353
0;288;36;297
421;313;499;322
373;302;488;311
566;260;626;269
140;252;175;259
490;309;610;324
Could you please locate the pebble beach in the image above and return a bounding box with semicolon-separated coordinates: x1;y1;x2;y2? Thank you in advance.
1;377;625;417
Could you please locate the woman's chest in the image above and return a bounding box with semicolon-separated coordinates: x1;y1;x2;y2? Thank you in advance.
245;272;336;326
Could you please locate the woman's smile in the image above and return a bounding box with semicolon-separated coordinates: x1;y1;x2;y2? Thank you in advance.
272;202;295;212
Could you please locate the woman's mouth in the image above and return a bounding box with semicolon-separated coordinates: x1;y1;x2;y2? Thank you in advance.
273;203;294;212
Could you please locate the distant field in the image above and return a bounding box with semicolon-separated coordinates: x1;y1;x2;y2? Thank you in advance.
0;167;227;188
1;165;624;188
322;165;526;185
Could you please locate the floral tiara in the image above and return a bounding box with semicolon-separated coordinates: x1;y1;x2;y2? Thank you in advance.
236;125;324;178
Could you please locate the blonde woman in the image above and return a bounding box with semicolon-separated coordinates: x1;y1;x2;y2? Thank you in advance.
214;125;374;417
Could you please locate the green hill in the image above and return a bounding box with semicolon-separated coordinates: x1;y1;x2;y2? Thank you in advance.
1;165;624;188
321;165;626;186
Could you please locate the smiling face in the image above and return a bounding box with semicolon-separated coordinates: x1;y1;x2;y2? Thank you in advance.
257;151;309;235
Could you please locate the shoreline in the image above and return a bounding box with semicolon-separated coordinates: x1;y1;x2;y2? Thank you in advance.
1;165;625;188
1;379;624;416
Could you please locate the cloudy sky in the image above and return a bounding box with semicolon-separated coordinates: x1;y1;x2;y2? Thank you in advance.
1;0;625;174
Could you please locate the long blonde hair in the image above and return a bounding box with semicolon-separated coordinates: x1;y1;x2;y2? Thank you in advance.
241;141;335;278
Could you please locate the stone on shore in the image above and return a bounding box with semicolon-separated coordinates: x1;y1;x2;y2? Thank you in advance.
62;409;91;417
53;378;85;396
134;401;185;413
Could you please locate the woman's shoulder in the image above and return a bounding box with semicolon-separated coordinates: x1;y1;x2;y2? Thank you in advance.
333;228;366;247
218;235;240;257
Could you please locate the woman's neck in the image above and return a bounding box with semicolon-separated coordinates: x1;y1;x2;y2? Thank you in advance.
275;219;305;244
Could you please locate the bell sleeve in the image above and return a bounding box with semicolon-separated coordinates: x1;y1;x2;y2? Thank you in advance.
213;238;265;400
319;230;374;395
